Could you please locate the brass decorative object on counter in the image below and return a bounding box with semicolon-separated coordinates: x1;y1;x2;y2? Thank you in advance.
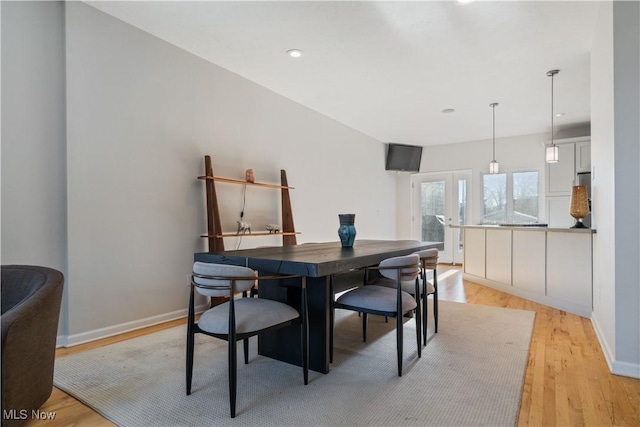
570;185;589;228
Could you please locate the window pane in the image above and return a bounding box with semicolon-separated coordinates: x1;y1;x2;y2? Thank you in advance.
420;181;445;246
483;173;507;223
513;171;539;222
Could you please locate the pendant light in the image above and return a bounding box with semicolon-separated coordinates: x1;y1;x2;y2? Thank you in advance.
489;102;499;174
546;69;560;163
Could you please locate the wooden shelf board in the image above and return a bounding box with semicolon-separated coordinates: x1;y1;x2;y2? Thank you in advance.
200;232;301;238
198;175;293;190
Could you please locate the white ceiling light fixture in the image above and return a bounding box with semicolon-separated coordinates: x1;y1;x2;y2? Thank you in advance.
546;69;560;163
455;0;477;5
489;102;499;174
286;49;303;58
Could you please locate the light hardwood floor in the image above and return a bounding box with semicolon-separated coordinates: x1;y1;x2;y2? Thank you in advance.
28;266;639;426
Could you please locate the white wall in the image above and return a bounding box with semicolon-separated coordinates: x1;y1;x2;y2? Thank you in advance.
1;1;68;334
612;0;639;376
590;0;640;379
61;2;396;341
590;0;617;371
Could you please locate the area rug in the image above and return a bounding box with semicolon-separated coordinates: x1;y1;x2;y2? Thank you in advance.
54;301;535;426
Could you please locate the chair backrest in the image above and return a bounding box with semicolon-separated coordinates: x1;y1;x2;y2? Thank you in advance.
1;265;64;414
192;262;257;297
1;267;50;315
414;248;439;270
378;254;420;282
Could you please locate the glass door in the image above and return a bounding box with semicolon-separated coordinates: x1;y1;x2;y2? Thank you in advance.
412;171;471;264
453;174;471;264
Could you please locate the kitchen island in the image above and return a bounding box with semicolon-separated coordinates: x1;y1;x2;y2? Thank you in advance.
453;225;596;317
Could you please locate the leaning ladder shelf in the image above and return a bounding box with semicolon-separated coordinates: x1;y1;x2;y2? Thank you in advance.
199;155;298;253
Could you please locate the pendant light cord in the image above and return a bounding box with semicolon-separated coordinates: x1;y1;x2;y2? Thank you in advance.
550;72;554;147
547;69;559;148
492;104;496;161
490;102;498;162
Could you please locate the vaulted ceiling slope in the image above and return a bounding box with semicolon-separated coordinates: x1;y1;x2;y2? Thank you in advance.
86;1;601;146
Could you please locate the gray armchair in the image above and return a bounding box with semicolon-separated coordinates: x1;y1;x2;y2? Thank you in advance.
1;265;64;427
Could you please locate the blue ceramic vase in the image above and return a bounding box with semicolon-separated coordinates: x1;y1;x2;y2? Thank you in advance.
338;214;356;248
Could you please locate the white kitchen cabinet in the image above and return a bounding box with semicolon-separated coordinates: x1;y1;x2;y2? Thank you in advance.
544;138;591;226
486;229;512;285
546;144;575;196
546;232;592;310
512;231;546;295
463;228;485;278
546;195;574;228
576;141;591;173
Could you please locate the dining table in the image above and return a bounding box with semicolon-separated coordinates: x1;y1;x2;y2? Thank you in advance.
194;239;441;373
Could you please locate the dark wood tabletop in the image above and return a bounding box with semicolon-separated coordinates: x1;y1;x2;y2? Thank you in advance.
194;239;440;277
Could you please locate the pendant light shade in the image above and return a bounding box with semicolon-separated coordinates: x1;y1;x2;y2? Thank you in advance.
546;70;560;163
546;145;559;163
489;102;499;174
489;160;499;174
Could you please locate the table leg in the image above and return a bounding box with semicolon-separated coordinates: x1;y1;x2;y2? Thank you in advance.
258;275;330;374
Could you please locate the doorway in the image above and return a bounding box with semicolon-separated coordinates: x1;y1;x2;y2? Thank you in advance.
411;171;472;264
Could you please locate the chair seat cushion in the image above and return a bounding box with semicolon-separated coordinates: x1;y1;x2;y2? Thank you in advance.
198;298;299;335
375;277;435;295
336;285;417;314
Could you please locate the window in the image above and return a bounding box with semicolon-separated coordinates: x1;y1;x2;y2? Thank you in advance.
513;171;539;221
420;181;445;244
483;173;507;223
483;171;539;224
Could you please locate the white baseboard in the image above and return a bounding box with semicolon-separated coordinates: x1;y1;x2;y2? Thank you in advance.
612;360;640;379
589;312;640;379
57;304;209;348
590;312;615;371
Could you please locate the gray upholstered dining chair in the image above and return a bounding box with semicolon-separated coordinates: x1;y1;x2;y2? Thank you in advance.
332;254;422;376
375;249;439;345
415;248;439;344
186;262;308;418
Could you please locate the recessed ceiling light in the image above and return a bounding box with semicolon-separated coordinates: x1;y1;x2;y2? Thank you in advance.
442;108;455;114
455;0;477;5
286;49;303;58
554;112;565;117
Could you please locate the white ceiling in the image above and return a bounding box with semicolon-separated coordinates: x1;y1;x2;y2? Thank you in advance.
86;1;601;146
